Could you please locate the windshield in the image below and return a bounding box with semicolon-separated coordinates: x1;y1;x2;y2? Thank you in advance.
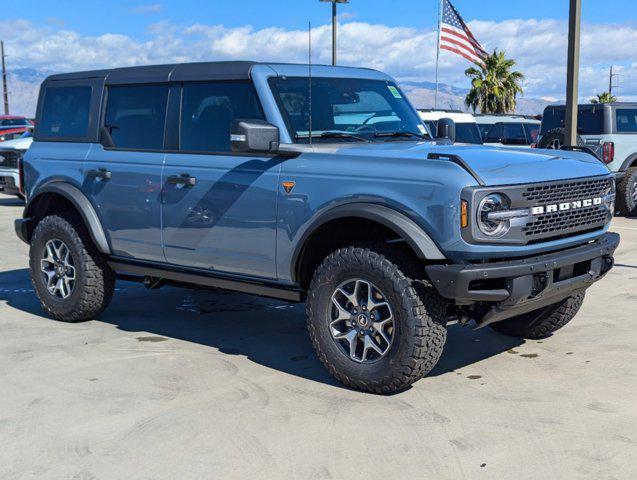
270;77;429;143
0;118;30;127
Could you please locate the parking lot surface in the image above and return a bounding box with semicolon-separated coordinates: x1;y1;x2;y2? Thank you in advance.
0;192;636;480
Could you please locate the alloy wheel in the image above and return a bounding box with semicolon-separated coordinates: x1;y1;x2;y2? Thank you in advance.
40;239;76;299
329;279;394;363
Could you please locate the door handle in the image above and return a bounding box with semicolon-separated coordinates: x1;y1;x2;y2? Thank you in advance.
87;168;112;180
167;173;197;187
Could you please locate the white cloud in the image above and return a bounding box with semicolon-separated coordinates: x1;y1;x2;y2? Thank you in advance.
1;17;636;115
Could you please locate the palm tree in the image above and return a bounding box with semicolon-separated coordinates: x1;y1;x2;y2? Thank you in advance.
464;50;524;114
590;92;617;104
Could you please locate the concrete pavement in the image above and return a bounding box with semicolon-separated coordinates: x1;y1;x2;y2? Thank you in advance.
0;192;635;480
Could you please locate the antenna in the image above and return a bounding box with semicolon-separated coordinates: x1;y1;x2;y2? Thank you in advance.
308;21;313;146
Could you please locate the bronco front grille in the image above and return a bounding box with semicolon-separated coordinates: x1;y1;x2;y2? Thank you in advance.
0;150;21;169
463;175;614;246
521;176;613;242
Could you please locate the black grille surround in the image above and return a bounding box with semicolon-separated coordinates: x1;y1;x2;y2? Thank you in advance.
462;175;615;245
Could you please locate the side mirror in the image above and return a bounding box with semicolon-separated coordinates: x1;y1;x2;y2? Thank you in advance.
436;118;456;143
231;120;280;154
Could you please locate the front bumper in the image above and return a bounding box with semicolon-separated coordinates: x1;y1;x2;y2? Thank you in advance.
426;232;620;326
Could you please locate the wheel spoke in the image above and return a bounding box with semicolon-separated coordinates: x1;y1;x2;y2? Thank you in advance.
362;335;383;361
331;295;351;321
334;330;358;359
373;319;392;345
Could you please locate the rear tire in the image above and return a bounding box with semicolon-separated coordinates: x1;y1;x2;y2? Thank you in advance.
306;245;447;394
617;167;637;217
537;128;585;150
489;291;585;339
29;214;115;322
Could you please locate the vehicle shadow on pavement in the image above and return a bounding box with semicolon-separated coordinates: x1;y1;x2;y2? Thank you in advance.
0;268;523;389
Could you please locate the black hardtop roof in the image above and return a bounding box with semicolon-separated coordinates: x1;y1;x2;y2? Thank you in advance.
44;61;259;85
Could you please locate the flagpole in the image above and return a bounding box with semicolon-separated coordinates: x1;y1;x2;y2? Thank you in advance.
434;0;443;109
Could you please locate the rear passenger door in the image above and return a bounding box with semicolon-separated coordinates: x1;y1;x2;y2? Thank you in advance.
83;84;168;262
161;81;281;279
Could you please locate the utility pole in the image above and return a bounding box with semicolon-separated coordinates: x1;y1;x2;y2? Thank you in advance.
320;0;349;66
1;41;9;115
565;0;581;147
608;66;620;96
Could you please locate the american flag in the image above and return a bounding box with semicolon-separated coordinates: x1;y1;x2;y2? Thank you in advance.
439;0;488;65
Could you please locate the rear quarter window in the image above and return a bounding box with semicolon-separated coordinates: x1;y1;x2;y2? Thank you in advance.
39;86;92;139
616;109;637;133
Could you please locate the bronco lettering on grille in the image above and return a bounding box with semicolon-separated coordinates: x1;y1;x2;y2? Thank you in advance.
530;197;603;215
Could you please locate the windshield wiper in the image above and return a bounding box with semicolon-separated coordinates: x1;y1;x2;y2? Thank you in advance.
374;131;427;140
295;131;371;142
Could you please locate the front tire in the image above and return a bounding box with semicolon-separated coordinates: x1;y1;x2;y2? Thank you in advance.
30;214;115;322
617;167;637;217
307;245;447;394
489;291;585;339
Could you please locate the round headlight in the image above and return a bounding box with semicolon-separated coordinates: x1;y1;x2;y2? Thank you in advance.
478;193;511;237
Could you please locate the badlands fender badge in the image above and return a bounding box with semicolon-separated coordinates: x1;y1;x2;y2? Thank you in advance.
282;181;296;194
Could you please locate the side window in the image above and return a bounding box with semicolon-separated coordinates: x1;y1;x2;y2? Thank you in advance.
180;81;265;152
484;123;503;142
39;86;91;138
502;123;527;144
104;85;168;150
616;109;637;133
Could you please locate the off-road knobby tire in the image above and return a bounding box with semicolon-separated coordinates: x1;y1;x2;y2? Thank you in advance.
306;245;447;394
29;213;115;322
617;167;637;217
489;291;586;339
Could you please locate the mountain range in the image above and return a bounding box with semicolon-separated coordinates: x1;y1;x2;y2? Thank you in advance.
4;67;551;118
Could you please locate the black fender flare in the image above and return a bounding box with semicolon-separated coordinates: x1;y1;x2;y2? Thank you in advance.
290;203;446;282
619;153;637;172
25;182;111;254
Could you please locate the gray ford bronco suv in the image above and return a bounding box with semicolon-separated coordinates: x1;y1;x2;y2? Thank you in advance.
16;62;619;393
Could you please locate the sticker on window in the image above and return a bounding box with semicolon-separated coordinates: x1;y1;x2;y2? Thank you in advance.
417;124;427;135
388;86;402;99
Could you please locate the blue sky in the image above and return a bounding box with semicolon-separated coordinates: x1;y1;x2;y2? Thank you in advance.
10;0;637;39
3;1;637;115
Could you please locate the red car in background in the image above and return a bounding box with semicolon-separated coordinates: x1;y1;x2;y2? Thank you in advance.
0;115;34;130
0;127;32;142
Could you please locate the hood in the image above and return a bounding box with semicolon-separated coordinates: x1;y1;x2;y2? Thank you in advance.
310;142;611;186
0;137;33;151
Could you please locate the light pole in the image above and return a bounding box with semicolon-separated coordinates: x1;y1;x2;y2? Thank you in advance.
565;0;581;147
320;0;349;66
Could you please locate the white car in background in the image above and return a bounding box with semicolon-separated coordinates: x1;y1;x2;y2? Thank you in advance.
475;114;541;148
0;131;33;199
418;110;483;144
